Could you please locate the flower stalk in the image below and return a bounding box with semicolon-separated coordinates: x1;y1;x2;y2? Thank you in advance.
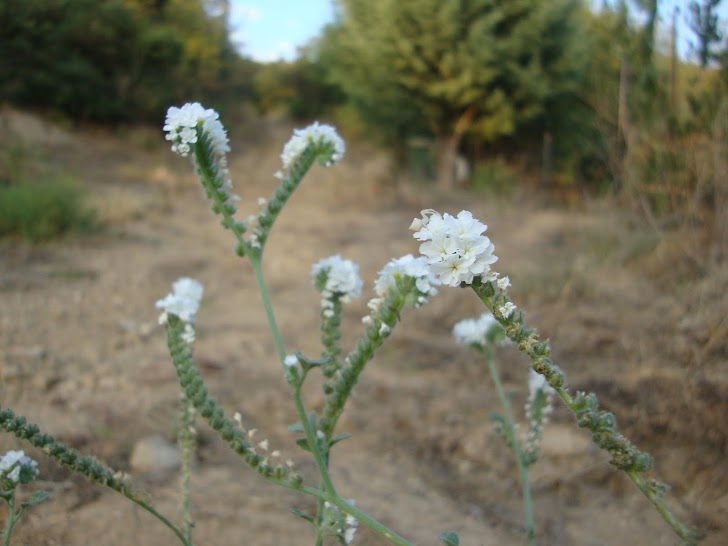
469;277;702;545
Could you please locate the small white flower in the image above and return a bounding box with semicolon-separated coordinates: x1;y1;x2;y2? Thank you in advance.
499;301;517;319
280;122;345;169
311;255;363;305
453;313;499;346
284;355;298;368
156;277;204;338
180;323;196;344
373;254;439;301
344;526;357;544
172;277;204;303
0;450;39;484
497;276;511;290
164;103;239;206
164;103;228;157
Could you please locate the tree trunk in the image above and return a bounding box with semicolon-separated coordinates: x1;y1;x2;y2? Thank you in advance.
437;104;479;189
437;133;460;189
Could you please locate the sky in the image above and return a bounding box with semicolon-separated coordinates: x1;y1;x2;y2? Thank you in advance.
229;0;728;64
229;0;335;62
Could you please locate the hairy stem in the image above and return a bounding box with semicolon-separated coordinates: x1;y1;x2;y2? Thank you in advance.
485;349;535;545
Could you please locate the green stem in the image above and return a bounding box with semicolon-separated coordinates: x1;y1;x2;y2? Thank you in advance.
0;408;190;546
251;258;286;362
250;257;337;494
179;395;196;544
3;492;16;546
250;251;412;544
485;349;535;545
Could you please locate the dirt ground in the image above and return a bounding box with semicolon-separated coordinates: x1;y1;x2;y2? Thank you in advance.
1;108;727;545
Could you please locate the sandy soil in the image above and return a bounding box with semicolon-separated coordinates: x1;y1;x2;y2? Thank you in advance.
1;108;726;545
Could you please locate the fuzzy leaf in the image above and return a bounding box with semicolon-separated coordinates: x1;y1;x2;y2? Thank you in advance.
330;433;352;446
289;508;315;525
439;531;460;545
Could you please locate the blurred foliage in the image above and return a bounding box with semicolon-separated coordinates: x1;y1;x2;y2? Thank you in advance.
252;55;346;120
469;159;519;197
0;176;97;243
0;0;255;122
319;0;587;154
0;0;725;259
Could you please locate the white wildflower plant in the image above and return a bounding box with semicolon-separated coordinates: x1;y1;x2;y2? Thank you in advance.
0;107;699;546
0;450;46;542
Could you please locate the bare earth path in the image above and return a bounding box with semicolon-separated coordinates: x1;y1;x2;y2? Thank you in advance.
1;109;726;545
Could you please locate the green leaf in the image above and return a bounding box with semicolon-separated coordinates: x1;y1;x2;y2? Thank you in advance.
439;531;460;545
488;412;505;424
329;433;352;447
308;411;317;430
296;438;311;452
28;491;49;505
289;508;315;525
21;490;49;509
287;422;305;433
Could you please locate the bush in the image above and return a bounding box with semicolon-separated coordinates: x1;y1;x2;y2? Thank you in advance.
469;159;520;196
0;177;97;243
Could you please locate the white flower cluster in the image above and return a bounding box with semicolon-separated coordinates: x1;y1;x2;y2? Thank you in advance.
0;450;39;485
311;255;363;316
164;103;239;207
452;313;500;347
373;254;439;303
364;255;440;330
280;122;345;169
411;209;498;287
163;102;229;158
323;501;358;544
283;354;298;368
156;277;204;343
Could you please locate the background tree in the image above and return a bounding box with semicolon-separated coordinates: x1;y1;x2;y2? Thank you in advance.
320;0;587;187
688;0;724;67
0;0;246;122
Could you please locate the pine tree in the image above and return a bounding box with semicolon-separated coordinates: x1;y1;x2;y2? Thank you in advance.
321;0;586;187
688;0;724;67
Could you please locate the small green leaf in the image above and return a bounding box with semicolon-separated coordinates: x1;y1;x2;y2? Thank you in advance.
287;422;305;433
439;531;459;545
296;438;311;452
28;491;49;505
21;491;49;509
308;411;317;430
488;412;504;424
289;508;315;525
329;433;352;447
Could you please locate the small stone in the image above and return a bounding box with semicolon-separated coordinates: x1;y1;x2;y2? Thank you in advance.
129;434;182;474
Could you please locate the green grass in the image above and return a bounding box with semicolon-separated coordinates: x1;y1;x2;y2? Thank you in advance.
0;177;97;243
